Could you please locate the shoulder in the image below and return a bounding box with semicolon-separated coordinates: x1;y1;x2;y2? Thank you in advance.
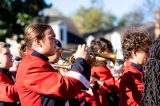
22;55;48;65
19;55;52;72
92;66;110;72
120;70;133;84
91;66;112;76
0;72;14;84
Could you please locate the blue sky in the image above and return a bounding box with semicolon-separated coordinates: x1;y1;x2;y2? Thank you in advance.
45;0;144;18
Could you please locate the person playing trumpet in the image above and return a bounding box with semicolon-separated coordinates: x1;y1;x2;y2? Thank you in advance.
15;24;91;106
68;37;119;106
84;37;119;106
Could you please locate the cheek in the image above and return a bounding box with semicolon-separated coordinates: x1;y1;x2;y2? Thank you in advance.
143;53;148;59
48;41;55;49
1;58;8;66
140;54;148;63
8;61;13;67
0;56;6;62
7;57;12;63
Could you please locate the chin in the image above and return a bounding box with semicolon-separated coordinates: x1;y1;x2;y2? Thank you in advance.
140;63;145;66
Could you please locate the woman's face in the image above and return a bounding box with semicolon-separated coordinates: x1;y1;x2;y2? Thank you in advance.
42;28;57;57
0;47;13;69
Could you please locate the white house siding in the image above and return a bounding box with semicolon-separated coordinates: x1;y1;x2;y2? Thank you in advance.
6;37;20;58
110;32;123;60
50;21;68;47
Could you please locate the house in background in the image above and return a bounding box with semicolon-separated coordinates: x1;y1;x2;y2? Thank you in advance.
50;20;67;46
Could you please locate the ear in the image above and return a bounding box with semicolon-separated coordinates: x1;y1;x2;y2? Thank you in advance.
131;50;137;58
33;39;43;48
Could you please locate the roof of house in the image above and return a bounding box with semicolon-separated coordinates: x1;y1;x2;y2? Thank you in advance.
83;28;115;38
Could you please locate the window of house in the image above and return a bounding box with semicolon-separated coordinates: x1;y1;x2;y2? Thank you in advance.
60;28;63;41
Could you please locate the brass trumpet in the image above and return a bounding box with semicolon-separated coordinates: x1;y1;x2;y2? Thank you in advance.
61;48;117;64
52;64;71;71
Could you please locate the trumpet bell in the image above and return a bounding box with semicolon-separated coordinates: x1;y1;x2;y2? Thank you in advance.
94;53;117;64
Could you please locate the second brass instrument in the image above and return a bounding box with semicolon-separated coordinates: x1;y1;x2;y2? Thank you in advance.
61;48;116;64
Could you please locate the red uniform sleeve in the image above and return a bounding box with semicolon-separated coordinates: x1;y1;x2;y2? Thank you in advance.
91;67;119;93
0;73;19;102
23;61;88;99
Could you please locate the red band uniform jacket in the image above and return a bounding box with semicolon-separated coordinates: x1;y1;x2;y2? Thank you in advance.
0;68;19;106
16;49;91;106
119;61;143;106
85;65;119;106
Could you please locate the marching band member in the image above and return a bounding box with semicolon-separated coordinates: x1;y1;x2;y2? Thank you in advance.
119;27;151;106
16;24;91;106
0;42;19;106
85;37;119;106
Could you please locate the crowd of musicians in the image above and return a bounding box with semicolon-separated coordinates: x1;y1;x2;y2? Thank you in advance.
0;23;160;106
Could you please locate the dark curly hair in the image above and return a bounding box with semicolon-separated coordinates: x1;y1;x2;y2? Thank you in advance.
141;39;160;106
122;27;151;60
90;37;113;53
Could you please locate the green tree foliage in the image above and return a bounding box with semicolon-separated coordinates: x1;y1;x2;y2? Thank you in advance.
72;7;116;34
0;0;51;41
82;8;103;33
